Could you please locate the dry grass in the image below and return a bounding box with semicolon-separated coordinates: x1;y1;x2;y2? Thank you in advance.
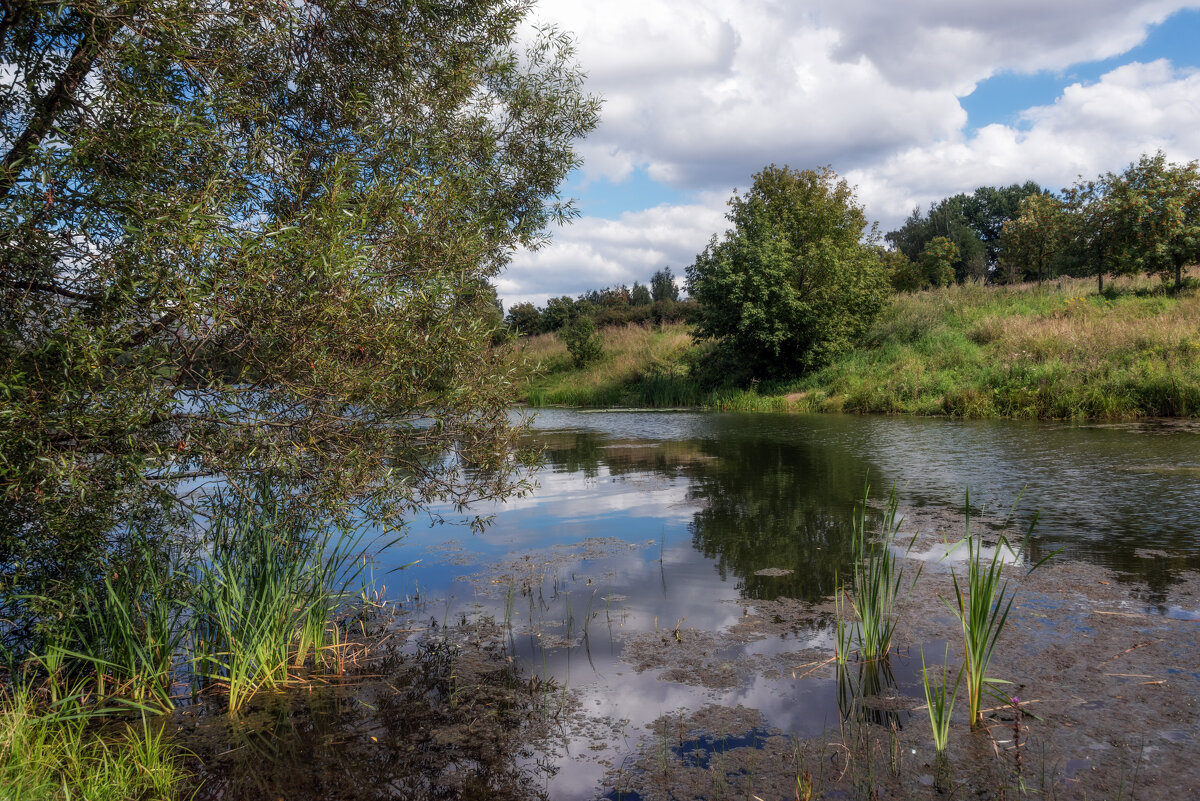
511;322;698;406
510;273;1200;419
796;271;1200;418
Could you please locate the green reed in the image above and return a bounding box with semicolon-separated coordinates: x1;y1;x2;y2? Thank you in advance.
945;490;1052;729
833;577;852;665
63;543;189;711
920;646;960;752
0;680;183;799
192;490;365;713
849;486;917;661
948;530;1014;729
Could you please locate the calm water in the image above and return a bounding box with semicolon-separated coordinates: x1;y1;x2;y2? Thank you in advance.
373;409;1200;798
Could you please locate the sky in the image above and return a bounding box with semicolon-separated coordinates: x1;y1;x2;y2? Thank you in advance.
499;1;1200;308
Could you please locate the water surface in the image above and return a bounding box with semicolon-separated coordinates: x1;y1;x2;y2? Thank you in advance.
376;409;1200;798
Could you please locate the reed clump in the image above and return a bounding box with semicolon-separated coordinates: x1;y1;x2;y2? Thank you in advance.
0;680;184;800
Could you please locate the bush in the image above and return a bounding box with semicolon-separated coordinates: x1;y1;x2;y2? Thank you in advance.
561;316;604;368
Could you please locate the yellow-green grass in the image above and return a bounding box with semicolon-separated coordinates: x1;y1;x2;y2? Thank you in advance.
513;273;1200;420
0;683;183;800
793;273;1200;419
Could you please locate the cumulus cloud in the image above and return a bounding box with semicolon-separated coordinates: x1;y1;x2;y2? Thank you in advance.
500;1;1200;303
532;0;965;190
532;0;1199;192
849;59;1200;229
500;199;728;307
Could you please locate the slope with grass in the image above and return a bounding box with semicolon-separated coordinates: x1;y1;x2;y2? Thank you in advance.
513;274;1200;419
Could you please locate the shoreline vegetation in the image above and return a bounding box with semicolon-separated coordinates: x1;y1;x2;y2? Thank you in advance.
513;272;1200;420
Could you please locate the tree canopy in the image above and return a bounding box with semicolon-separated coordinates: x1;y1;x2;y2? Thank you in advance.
886;182;1044;282
0;0;599;624
1103;152;1200;290
687;165;888;380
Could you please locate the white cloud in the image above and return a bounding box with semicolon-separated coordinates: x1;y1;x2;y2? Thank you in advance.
848;60;1200;230
501;2;1200;303
818;0;1200;88
500;199;728;306
530;0;1200;193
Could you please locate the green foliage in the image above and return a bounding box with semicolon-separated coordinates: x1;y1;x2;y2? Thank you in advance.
541;295;579;332
1061;174;1122;292
0;682;184;799
999;194;1068;283
1104;152;1200;289
919;236;959;288
886;182;1044;279
506;302;543;336
0;0;598;643
651;267;681;303
561;316;604;369
881;249;926;293
630;282;652;306
687;165;889;380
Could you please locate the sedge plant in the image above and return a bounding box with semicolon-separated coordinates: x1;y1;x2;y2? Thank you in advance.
191;487;366;713
849;486;919;661
945;489;1055;729
920;646;961;753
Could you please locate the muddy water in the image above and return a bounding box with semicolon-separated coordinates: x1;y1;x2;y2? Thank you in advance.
363;410;1199;798
185;410;1200;799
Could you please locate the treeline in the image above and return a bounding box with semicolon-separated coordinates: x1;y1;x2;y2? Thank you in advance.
884;151;1200;293
504;266;696;335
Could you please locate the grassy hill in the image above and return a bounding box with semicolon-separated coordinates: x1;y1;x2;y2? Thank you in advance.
512;273;1200;419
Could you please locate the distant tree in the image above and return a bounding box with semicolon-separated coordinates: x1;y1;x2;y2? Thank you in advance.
630;282;652;306
1061;175;1122;293
999;194;1068;283
505;302;542;337
541;296;577;332
886;182;1043;281
599;285;630;308
961;182;1045;265
881;249;926;293
1104;152;1200;290
650;267;680;302
561;315;604;367
687;165;888;379
920;236;960;287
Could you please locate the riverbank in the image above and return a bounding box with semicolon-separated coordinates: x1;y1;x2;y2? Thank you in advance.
514;273;1200;419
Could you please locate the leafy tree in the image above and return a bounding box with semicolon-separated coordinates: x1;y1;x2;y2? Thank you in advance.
919;236;960;287
1104;152;1200;290
886;182;1043;281
630;282;652;306
961;182;1045;265
650;267;680;302
0;0;599;632
1061;175;1122;293
505;302;542;337
880;249;926;293
998;194;1068;283
561;315;604;368
540;295;577;332
687;165;888;379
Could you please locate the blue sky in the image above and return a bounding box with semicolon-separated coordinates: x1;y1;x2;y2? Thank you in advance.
502;2;1200;307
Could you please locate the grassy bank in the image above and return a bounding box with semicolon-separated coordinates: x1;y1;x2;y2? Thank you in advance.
514;273;1200;419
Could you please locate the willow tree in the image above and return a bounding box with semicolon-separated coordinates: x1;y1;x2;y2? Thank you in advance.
0;0;599;630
